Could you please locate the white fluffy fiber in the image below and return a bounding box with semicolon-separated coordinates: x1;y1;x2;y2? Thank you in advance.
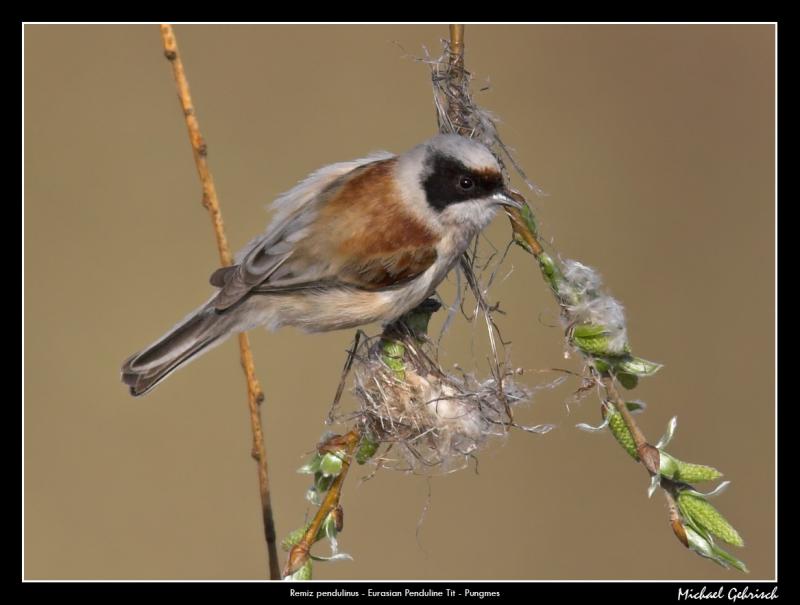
559;260;629;354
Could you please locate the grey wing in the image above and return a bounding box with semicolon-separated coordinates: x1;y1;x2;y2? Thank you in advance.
209;151;394;311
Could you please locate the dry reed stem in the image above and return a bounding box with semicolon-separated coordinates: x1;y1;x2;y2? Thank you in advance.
449;24;464;68
159;24;280;580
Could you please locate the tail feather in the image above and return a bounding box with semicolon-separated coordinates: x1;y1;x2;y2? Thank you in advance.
121;306;231;397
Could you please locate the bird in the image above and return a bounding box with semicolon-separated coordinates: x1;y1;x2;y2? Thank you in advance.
121;134;521;396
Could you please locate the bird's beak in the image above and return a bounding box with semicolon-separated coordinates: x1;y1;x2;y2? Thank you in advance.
490;190;524;209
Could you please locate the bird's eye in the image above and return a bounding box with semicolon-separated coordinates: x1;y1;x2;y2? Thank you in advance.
458;176;475;191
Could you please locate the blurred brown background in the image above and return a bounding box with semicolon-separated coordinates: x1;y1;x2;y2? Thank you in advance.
23;24;774;580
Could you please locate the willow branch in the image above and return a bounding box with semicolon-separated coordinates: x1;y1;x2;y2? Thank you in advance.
435;23;743;572
284;429;361;577
506;201;661;480
159;24;280;580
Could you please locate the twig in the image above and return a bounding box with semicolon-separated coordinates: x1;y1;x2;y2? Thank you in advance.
664;486;690;548
159;24;280;580
284;429;361;577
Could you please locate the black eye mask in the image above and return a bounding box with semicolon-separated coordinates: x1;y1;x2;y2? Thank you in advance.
421;153;504;211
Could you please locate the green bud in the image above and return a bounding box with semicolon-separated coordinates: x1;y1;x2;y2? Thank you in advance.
572;324;607;340
281;524;310;552
571;324;614;356
356;434;380;465
660;452;723;483
678;491;743;547
605;406;639;461
538;252;556;279
380;338;406;380
675;462;723;483
282;520;332;552
593;358;611;374
285;560;313;581
320;452;344;477
537;252;566;297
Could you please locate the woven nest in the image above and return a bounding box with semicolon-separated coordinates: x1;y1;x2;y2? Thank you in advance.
351;328;550;475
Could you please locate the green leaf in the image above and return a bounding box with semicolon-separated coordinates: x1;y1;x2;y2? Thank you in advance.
624;401;647;413
297;453;323;475
314;472;334;494
683;526;748;573
319;511;338;541
655;417;678;449
615;356;663;377
616;372;639;390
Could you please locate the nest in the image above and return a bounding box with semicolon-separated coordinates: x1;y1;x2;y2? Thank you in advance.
351;328;551;475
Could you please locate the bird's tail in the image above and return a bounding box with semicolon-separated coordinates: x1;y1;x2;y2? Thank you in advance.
121;304;234;397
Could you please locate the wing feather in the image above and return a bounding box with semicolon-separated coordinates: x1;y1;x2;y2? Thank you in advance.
211;153;439;310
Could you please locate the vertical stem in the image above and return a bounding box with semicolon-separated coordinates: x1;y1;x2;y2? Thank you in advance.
445;24;469;137
449;24;464;68
159;24;280;580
